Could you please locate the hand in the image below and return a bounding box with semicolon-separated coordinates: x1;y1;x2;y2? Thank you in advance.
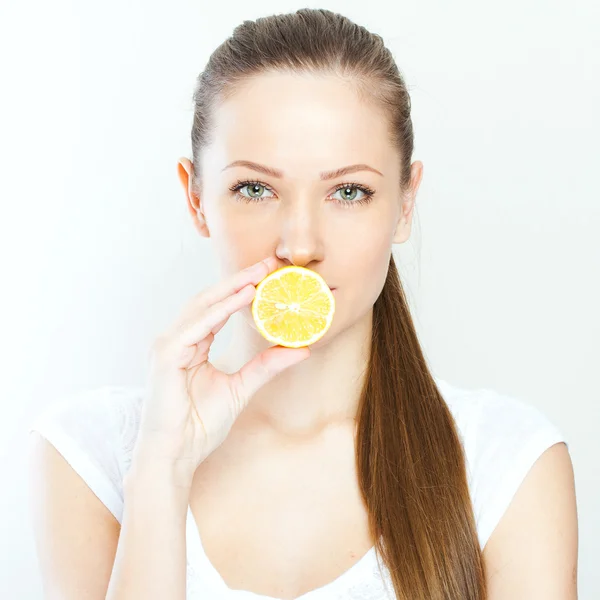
131;256;311;484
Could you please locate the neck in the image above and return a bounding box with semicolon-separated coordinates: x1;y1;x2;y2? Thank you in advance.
213;310;373;440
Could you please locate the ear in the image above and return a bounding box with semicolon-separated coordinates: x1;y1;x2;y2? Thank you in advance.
393;160;423;244
177;157;211;238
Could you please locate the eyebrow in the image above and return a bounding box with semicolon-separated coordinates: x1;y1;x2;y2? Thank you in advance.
222;160;384;180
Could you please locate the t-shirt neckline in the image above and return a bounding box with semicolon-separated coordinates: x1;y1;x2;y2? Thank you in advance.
185;505;379;599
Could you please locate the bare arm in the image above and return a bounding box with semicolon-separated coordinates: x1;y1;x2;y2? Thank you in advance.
28;432;121;599
483;442;578;599
28;432;193;600
106;456;192;600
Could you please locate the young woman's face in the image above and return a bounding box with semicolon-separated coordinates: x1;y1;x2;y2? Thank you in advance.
185;71;421;342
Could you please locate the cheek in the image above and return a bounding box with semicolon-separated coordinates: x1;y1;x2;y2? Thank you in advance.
210;206;259;245
211;216;275;276
215;202;279;241
335;223;392;282
333;242;391;317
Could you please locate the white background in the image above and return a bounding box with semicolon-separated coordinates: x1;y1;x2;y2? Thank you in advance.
1;0;598;597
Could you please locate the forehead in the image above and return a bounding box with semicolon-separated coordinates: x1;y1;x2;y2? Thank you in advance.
204;72;395;179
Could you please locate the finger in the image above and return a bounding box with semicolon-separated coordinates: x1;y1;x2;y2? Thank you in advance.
229;345;311;405
211;315;229;335
181;256;281;317
166;282;256;351
174;333;214;370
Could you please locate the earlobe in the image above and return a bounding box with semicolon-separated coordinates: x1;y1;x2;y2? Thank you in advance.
393;163;421;244
392;219;411;244
190;196;211;238
178;157;211;238
193;211;211;238
392;196;414;244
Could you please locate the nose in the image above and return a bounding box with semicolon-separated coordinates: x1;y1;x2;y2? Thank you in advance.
274;199;325;268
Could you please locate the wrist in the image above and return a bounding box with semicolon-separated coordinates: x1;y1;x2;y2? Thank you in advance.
122;462;191;528
126;450;196;494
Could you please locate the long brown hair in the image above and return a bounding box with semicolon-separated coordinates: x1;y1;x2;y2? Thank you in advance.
188;8;486;599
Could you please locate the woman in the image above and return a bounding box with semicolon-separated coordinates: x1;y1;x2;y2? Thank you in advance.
28;8;577;600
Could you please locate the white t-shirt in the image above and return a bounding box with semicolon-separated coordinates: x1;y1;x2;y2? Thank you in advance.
29;377;567;600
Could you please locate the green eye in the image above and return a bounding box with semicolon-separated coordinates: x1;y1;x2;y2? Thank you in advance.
229;179;376;207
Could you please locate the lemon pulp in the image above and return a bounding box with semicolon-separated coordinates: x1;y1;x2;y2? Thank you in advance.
251;266;335;348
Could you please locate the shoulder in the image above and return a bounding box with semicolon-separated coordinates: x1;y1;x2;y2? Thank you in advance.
482;440;577;598
435;378;577;597
28;384;146;523
433;378;570;550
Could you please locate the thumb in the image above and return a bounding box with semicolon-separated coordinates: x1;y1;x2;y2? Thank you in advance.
232;345;311;403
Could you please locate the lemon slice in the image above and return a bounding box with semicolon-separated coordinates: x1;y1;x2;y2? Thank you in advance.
251;266;336;348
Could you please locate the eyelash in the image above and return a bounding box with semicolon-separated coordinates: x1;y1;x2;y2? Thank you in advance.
228;179;376;208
